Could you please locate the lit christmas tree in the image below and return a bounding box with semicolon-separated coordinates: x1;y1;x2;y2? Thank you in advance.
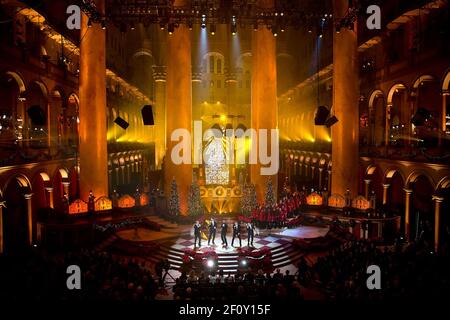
241;183;258;216
264;179;276;208
188;179;203;216
168;178;180;216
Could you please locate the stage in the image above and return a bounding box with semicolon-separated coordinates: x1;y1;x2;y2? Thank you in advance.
116;221;329;273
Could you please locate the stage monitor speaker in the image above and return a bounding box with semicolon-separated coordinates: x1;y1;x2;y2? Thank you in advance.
141;105;154;125
325;116;339;128
27;105;46;126
411;107;431;126
114;116;129;130
314;106;330;125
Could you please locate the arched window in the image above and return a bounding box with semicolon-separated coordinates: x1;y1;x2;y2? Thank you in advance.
204;137;229;185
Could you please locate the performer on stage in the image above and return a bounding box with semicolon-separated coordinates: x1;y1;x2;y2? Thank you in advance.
208;217;217;246
221;220;228;248
247;222;255;247
231;221;242;248
194;220;202;248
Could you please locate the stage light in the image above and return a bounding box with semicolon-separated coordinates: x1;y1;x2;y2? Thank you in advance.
168;23;175;35
159;21;165;30
101;20;107;30
240;259;247;266
272;25;278;37
114;117;129;130
210;24;216;35
231;24;237;35
188;19;193;30
314;106;330;125
253;21;258;31
201;14;206;29
130;22;135;30
87;19;93;28
325;116;339;128
207;259;214;268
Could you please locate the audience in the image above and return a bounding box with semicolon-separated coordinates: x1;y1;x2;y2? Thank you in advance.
0;249;158;301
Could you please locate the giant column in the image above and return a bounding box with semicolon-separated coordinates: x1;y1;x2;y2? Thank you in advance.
79;0;108;201
164;0;192;214
331;0;360;196
153;65;167;170
251;0;278;203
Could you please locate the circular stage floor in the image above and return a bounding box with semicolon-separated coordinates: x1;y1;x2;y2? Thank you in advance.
117;225;329;273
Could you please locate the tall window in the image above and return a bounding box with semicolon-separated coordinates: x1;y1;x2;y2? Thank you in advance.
217;59;222;74
204;137;229;185
210;56;215;73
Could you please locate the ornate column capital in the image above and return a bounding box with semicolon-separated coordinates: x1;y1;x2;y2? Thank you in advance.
23;193;33;200
432;195;445;203
153;65;167;82
403;188;413;194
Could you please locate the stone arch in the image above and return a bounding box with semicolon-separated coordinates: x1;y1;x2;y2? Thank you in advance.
412;74;438;90
387;83;407;106
442;68;450;92
2;173;33;253
3;71;26;93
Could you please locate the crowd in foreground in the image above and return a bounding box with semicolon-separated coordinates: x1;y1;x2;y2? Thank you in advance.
0;249;158;301
1;234;450;300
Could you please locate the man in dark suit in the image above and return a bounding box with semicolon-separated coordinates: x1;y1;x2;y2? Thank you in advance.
208;218;217;246
247;222;255;247
194;221;202;248
231;222;242;247
221;221;228;247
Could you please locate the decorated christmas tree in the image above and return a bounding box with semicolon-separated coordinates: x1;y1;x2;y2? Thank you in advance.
188;179;203;216
241;183;258;216
264;179;276;208
168;178;180;216
281;176;291;198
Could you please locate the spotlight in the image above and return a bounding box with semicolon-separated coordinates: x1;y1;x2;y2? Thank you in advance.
114;117;129;130
240;259;247;266
253;21;258;31
101;20;107;30
159;21;165;30
272;25;278;37
168;23;175;35
201;14;206;29
231;24;237;35
87;19;93;28
210;24;216;35
130;22;135;30
188;19;193;30
314;106;330;125
325;116;339;128
207;259;214;268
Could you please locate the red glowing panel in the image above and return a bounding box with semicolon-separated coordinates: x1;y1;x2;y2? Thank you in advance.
69;199;88;215
95;196;112;212
139;194;149;206
306;192;323;206
352;196;370;210
328;194;346;208
118;195;135;208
